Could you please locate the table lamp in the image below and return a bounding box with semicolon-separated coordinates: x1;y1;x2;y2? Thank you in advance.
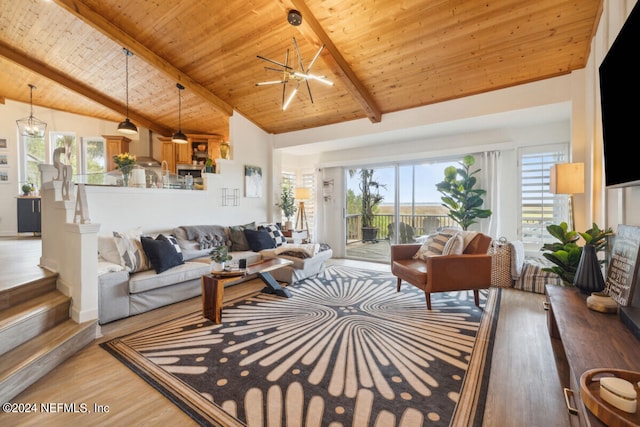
549;162;584;230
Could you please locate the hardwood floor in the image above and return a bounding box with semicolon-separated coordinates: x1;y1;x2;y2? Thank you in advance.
0;240;570;426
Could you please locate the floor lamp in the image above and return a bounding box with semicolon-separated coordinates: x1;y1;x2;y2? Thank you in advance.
295;187;311;234
549;162;584;231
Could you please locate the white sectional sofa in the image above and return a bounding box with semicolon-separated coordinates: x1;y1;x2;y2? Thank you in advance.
96;223;332;324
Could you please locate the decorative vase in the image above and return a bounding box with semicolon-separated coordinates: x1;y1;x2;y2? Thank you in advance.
574;245;605;294
219;142;230;160
211;261;225;272
121;169;131;187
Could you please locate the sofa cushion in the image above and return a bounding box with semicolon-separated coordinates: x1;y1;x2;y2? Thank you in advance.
113;231;150;273
244;228;276;251
98;227;142;265
442;232;465;255
163;234;184;261
258;223;287;247
128;262;211;294
141;235;185;274
413;231;454;260
229;222;256;251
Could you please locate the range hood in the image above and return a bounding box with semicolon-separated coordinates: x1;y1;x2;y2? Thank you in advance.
135;157;162;167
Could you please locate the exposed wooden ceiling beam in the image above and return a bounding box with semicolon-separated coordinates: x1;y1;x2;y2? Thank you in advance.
52;0;234;117
287;0;382;123
0;40;173;136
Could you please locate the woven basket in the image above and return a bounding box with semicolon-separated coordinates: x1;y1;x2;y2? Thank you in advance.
489;241;512;288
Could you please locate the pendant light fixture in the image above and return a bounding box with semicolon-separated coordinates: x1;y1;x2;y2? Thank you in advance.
117;48;138;135
172;83;188;144
16;84;47;138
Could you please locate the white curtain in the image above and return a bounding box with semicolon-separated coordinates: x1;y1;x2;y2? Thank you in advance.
480;151;500;238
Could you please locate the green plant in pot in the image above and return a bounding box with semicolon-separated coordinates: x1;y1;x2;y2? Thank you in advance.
435;155;492;230
21;182;35;196
276;183;297;230
541;222;613;288
349;169;385;242
209;245;232;270
204;158;214;173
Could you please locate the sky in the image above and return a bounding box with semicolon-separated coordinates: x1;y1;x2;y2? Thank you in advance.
346;160;459;205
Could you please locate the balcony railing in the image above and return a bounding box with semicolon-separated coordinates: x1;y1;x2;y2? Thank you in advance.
346;214;456;242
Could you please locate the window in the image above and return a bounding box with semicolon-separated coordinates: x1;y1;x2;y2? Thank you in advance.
80;136;106;184
21;134;46;189
50;132;77;173
519;144;569;251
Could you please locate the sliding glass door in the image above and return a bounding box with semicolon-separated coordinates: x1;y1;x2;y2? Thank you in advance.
345;159;459;263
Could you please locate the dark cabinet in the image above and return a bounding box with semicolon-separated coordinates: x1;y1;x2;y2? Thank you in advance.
17;197;41;234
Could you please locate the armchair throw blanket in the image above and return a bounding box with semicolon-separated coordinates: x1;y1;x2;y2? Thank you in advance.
179;225;228;249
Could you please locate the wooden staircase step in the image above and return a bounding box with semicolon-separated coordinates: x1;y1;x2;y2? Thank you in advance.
0;318;97;403
0;290;71;356
0;274;58;310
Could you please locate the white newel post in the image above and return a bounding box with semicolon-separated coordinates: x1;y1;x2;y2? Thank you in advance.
39;164;102;324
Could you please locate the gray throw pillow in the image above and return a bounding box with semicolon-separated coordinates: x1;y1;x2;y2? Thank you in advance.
230;222;256;251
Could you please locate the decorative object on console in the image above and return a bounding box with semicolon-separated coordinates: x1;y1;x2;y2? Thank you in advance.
294;187;310;234
436;155;492;230
171;83;188;144
541;222;612;287
574;244;605;294
16;84;47;138
117;48;138;135
549;162;584;230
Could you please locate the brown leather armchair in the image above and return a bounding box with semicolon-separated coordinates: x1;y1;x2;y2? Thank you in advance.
390;233;492;309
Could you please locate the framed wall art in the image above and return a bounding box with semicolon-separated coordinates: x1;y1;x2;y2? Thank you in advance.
0;138;7;150
244;165;262;198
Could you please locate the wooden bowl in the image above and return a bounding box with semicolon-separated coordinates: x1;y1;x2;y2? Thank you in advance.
197;144;206;151
580;368;640;427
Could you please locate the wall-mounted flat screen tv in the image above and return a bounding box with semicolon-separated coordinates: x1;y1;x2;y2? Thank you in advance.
599;1;640;189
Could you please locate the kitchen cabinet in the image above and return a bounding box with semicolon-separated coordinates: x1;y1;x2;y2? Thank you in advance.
17;197;41;234
159;137;176;173
104;135;131;171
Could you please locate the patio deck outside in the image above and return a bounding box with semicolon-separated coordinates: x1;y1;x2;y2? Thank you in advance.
345;212;457;262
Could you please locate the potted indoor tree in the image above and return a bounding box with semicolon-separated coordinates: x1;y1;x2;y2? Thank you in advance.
350;169;385;242
276;183;297;231
436;155;492;230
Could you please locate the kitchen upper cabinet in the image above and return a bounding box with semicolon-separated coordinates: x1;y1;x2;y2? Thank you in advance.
159;137;176;173
104;135;131;171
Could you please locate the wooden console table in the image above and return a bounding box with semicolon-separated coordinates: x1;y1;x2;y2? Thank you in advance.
545;285;640;426
201;258;293;324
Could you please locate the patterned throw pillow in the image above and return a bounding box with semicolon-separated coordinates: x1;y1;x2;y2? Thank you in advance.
413;232;454;260
159;234;183;261
113;231;150;273
442;232;465;255
141;235;184;274
259;224;287;247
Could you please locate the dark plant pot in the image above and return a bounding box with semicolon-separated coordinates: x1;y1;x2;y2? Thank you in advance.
574;245;605;294
362;227;379;243
205;166;214;173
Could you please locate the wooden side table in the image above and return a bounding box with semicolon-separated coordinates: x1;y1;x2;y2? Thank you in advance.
201;258;293;323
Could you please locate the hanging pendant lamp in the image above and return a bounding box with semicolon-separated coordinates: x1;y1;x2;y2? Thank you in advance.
16;84;47;138
117;48;138;135
172;83;188;144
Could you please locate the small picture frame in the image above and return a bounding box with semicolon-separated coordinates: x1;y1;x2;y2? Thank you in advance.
0;154;7;166
0;170;8;182
0;138;7;150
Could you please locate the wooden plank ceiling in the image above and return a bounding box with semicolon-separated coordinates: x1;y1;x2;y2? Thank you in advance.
0;0;602;139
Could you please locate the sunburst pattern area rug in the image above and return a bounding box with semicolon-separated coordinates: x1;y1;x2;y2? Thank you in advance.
102;266;500;427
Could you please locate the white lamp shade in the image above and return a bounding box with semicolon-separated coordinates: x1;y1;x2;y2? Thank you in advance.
295;187;311;200
549;163;585;194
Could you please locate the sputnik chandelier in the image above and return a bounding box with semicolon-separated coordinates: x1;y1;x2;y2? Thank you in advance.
256;37;333;110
